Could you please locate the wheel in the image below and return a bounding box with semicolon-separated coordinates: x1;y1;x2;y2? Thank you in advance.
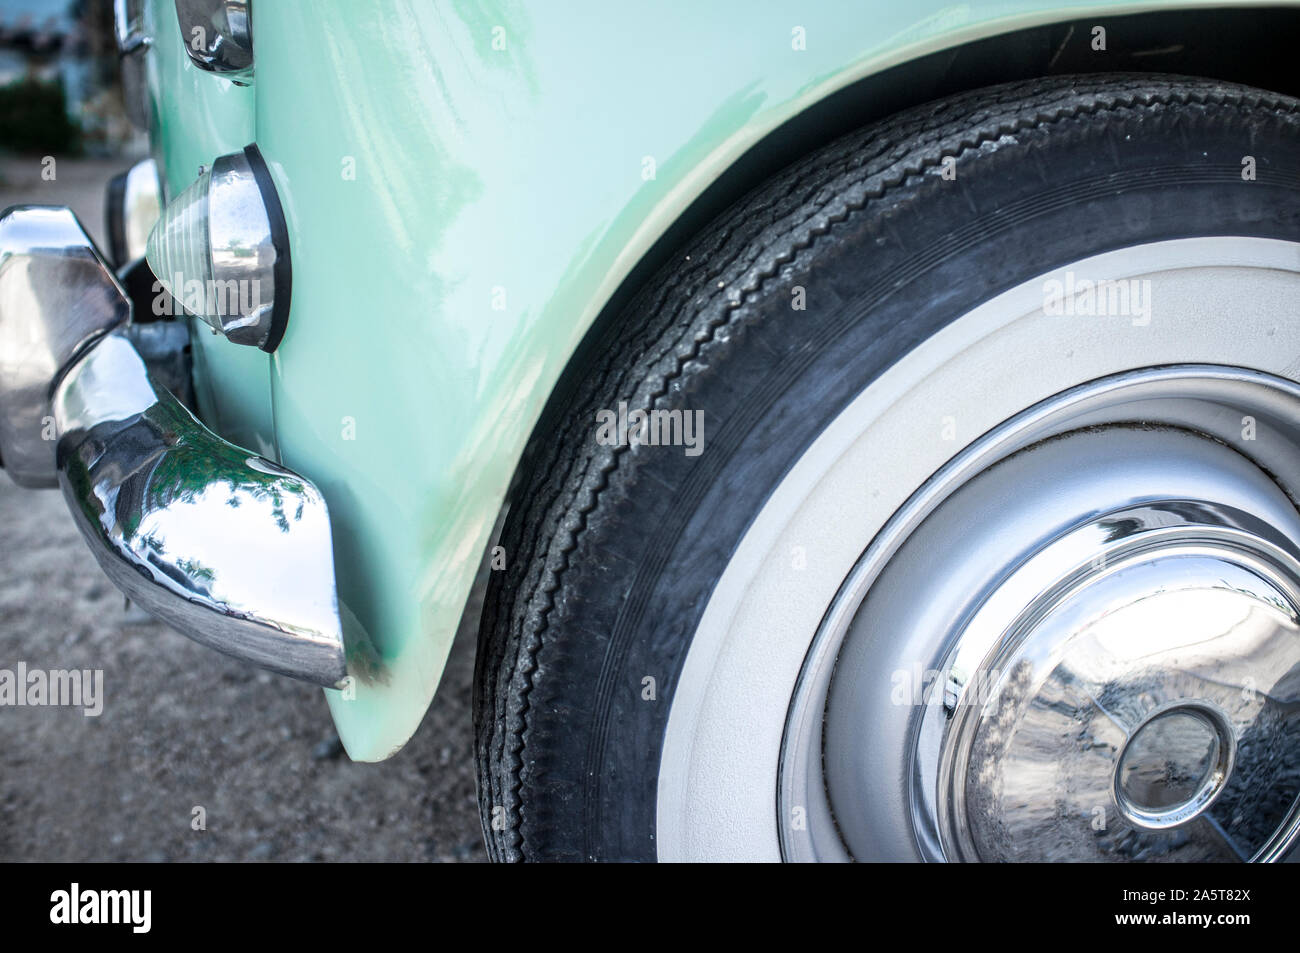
474;74;1300;861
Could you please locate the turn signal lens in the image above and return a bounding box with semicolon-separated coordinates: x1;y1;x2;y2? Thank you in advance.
146;144;290;352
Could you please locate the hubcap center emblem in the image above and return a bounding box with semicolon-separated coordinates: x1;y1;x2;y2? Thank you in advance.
1114;704;1233;829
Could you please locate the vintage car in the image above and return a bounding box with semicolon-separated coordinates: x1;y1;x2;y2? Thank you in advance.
3;0;1300;862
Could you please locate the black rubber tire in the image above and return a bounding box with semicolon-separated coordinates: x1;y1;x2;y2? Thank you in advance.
473;74;1300;861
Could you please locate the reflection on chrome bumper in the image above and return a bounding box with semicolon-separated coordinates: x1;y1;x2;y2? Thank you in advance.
1;205;347;688
55;333;347;687
0;207;129;486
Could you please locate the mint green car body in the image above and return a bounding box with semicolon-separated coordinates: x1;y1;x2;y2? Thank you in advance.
137;0;1244;761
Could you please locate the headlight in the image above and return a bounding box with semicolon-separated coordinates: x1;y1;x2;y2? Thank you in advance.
146;144;291;352
106;158;163;267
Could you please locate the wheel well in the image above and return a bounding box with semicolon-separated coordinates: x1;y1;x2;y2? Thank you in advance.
467;3;1299;701
510;5;1300;502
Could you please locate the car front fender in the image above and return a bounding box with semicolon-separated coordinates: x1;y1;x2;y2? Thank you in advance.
153;0;1263;760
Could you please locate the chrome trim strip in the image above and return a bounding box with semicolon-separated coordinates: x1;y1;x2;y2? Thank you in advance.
113;0;148;51
114;0;152;130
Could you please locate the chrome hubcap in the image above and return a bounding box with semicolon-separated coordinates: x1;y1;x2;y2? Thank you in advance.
925;494;1300;862
783;366;1300;861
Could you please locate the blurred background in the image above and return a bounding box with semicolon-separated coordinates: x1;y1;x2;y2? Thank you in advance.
0;0;138;157
0;0;141;250
0;0;485;862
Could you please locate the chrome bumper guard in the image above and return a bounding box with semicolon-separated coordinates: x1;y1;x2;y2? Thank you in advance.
0;206;347;688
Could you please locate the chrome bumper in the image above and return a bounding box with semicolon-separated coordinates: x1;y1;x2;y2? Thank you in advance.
0;206;347;688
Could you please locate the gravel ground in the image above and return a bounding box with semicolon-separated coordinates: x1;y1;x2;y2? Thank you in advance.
0;157;486;863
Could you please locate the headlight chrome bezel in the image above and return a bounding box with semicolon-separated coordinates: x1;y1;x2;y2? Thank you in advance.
147;144;292;353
